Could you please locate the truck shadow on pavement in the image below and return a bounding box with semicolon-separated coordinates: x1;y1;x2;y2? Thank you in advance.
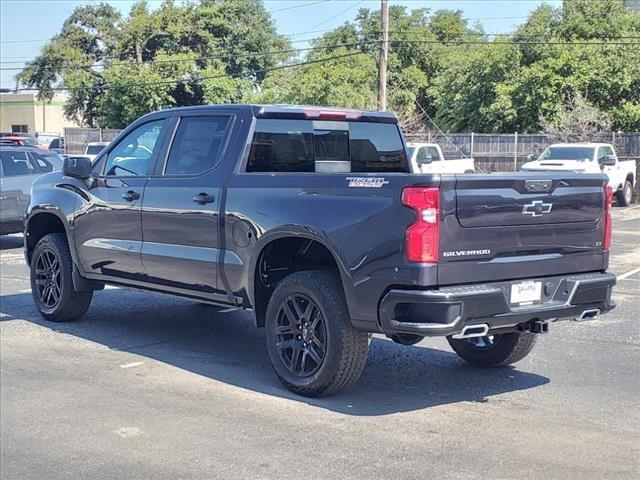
0;235;23;251
0;289;549;416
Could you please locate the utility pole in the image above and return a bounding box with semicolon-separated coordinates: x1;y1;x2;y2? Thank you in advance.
378;0;389;111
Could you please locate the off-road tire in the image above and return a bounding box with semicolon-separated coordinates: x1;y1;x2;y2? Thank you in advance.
265;271;369;397
617;180;633;207
30;233;93;322
447;332;537;367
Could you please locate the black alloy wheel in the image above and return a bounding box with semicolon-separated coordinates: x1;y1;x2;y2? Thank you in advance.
265;270;369;396
34;248;62;309
30;233;93;322
275;293;327;378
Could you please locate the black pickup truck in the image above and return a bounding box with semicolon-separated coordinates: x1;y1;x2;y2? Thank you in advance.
24;105;616;396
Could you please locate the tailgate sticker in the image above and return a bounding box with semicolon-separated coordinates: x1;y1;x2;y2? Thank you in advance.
346;177;389;188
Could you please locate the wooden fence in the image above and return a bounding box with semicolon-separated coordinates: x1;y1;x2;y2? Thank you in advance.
63;128;122;154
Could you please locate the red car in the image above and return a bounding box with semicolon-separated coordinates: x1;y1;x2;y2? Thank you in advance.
0;133;48;149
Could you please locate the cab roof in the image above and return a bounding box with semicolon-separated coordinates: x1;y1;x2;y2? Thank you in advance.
147;104;398;123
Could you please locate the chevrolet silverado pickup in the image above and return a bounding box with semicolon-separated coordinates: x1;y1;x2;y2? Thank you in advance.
407;142;475;174
24;105;616;396
522;143;636;206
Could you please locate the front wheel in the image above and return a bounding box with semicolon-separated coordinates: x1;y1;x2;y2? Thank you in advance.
617;180;633;207
265;271;369;397
447;332;537;367
30;233;93;322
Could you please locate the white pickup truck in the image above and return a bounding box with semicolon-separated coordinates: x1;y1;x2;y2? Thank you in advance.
521;143;637;206
407;142;475;174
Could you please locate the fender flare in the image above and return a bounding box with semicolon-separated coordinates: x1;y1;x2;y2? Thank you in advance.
246;226;355;314
24;207;76;266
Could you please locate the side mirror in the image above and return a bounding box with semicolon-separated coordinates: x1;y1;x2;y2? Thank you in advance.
526;153;536;162
599;155;616;167
419;154;433;165
63;156;92;179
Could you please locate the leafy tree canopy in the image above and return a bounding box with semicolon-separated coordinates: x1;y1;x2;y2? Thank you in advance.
17;0;640;132
18;0;289;127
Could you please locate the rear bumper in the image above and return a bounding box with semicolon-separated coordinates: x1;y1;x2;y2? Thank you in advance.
378;272;616;337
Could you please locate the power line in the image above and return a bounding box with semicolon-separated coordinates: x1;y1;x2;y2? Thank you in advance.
3;37;638;72
388;30;640;40
0;35;349;65
392;39;640;46
303;0;366;33
394;75;474;165
14;51;367;93
267;0;331;13
0;41;380;72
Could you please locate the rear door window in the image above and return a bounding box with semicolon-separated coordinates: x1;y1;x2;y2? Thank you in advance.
349;122;408;172
164;116;231;175
29;152;54;173
0;150;37;177
247;119;314;172
246;119;408;173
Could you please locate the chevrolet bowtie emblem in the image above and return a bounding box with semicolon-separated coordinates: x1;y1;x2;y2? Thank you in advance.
522;200;553;217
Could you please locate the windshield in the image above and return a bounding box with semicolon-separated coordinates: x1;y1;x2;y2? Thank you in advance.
539;146;595;162
86;145;105;155
19;137;38;146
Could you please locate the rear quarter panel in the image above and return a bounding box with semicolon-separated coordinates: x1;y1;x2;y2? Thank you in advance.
223;173;441;327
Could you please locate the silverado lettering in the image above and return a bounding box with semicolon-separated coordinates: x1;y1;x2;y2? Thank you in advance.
443;249;492;257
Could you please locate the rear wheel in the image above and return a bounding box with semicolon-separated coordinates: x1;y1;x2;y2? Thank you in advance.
30;233;93;322
265;271;369;397
617;180;633;207
447;332;537;367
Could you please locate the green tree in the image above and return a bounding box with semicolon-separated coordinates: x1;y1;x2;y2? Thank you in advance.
428;0;640;132
18;0;289;128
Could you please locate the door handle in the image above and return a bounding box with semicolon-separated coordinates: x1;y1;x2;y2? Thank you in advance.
192;192;215;205
122;190;140;202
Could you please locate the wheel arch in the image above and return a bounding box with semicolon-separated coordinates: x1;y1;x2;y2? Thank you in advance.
248;228;353;327
25;209;74;266
625;172;635;185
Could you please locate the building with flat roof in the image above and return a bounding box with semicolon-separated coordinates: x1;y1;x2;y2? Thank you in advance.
0;92;80;135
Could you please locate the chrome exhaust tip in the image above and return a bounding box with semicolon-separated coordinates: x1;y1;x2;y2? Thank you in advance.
576;308;601;321
452;323;490;339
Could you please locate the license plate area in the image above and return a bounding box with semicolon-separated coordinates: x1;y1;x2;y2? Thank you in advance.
510;281;542;305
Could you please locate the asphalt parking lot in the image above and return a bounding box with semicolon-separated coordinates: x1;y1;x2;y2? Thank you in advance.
1;207;639;480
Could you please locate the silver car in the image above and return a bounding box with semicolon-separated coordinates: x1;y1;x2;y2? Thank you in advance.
0;147;64;235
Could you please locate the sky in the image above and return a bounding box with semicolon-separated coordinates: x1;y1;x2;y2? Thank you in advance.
0;0;563;89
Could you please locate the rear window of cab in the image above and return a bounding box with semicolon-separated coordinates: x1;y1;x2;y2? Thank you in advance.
246;119;409;173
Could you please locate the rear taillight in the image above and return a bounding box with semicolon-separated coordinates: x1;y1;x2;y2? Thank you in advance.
604;185;613;251
402;187;440;263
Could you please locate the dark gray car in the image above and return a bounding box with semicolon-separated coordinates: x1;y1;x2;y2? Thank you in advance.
0;147;63;234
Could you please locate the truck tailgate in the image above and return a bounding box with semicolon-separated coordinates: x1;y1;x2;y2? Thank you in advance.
438;173;608;285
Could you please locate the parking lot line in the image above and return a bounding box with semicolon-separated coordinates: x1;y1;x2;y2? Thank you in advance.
618;266;640;281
